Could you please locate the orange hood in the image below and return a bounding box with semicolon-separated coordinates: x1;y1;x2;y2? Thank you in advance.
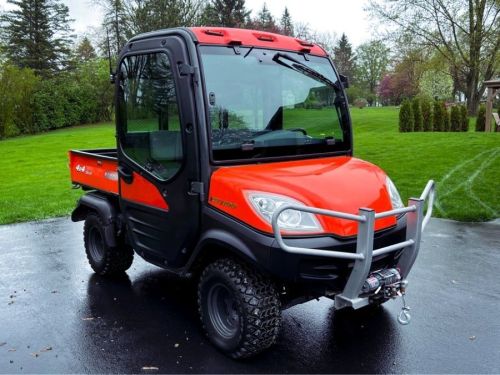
208;156;397;237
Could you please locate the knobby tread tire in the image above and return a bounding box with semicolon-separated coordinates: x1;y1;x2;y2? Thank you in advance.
83;213;133;276
198;258;282;359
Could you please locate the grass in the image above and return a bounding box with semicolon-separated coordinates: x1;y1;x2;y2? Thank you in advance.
0;107;499;224
0;123;115;224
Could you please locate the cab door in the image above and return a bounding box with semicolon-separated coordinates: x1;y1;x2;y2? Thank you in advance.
116;36;200;268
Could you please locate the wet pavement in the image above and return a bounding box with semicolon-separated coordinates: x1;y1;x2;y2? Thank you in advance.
0;217;499;373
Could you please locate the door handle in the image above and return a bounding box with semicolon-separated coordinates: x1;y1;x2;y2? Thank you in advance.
118;165;134;184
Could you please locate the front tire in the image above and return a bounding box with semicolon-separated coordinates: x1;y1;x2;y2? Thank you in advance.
83;213;133;276
198;258;281;359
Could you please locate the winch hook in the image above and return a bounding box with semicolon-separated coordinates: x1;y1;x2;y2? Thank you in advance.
397;293;411;325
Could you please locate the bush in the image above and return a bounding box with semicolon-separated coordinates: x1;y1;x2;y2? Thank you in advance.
433;100;443;131
399;99;414;132
476;104;486;131
450;106;461;131
442;103;450;131
421;97;433;131
460;105;469;132
0;58;114;139
353;98;368;109
0;64;39;138
412;97;423;131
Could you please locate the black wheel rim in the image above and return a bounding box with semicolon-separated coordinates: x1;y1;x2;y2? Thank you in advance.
207;282;240;339
88;226;105;263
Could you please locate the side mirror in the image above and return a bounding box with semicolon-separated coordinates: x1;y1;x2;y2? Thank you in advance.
339;74;349;89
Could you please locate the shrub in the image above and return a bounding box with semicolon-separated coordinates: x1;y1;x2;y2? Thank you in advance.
421;97;433;131
476;104;486;131
353;98;368;109
0;64;39;138
442;102;450;131
412;97;423;131
450;106;461;131
433;100;443;131
460;105;469;132
0;58;114;139
399;99;414;132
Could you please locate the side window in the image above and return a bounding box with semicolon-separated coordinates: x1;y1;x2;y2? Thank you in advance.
118;52;183;181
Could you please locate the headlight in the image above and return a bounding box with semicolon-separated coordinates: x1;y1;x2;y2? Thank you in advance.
386;177;404;209
247;192;323;232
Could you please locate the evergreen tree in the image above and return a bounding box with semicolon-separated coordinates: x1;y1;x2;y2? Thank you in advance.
201;0;250;28
101;0;129;56
333;33;356;81
0;0;74;76
75;37;97;63
460;105;469;132
450;105;461;131
412;97;423;131
442;102;450;131
280;7;293;36
421;97;433;131
433;100;443;131
399;99;414;132
255;3;278;32
475;105;486;132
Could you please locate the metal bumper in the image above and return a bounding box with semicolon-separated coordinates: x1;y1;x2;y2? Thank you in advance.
272;180;435;310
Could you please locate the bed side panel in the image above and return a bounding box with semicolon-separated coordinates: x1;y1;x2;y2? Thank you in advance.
69;150;119;194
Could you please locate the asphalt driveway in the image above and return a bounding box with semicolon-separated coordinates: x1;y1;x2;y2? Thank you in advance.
0;217;499;373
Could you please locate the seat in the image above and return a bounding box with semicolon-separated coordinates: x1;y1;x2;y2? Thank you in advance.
149;131;183;161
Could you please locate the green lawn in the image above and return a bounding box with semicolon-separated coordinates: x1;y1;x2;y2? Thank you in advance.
0;107;499;224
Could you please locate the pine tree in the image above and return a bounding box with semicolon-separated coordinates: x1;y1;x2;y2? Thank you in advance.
101;0;129;56
280;7;293;36
201;0;250;28
1;0;74;76
333;33;356;81
74;37;97;63
255;3;278;32
412;97;423;131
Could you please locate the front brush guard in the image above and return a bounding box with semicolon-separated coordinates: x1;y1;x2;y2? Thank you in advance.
271;180;435;310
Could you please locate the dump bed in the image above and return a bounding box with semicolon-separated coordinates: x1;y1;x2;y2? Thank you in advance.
69;149;119;194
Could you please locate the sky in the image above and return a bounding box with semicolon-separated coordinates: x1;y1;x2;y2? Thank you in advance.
0;0;374;47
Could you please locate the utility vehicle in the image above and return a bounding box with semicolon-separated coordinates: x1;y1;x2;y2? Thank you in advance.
69;27;435;358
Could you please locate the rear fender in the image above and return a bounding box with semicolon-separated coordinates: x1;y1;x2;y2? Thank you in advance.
71;192;118;247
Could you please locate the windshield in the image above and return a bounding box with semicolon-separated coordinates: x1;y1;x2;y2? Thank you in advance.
199;46;351;162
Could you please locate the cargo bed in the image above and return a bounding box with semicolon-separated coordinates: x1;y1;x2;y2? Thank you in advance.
69;149;119;194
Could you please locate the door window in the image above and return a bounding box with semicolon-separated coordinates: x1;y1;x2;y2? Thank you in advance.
118;52;183;181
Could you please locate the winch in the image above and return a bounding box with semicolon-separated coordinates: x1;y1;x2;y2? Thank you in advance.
362;268;402;294
362;268;412;325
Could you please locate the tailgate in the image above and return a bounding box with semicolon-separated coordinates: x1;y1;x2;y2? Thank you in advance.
69;149;119;194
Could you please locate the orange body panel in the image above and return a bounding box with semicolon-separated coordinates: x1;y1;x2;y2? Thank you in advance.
120;172;169;211
208;156;397;238
190;27;327;57
69;151;119;194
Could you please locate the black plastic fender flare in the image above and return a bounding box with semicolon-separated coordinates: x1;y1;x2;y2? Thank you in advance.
71;192;118;248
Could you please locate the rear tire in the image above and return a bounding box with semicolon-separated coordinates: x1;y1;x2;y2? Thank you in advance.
83;213;133;276
198;258;281;359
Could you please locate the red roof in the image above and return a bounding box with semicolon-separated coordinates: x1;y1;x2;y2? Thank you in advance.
189;27;327;56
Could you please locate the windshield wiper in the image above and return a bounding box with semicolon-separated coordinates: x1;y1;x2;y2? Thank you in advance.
272;52;340;90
